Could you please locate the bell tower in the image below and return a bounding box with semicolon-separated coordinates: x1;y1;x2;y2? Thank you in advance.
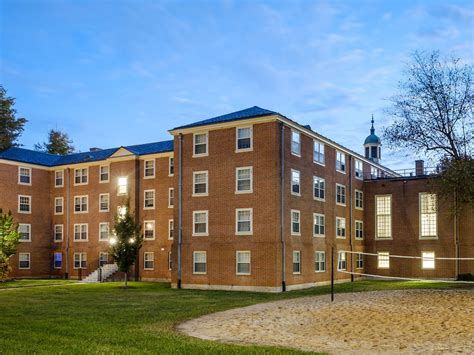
364;115;381;163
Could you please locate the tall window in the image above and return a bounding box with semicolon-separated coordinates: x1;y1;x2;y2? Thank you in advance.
371;166;378;179
313;176;325;201
291;131;301;156
377;252;390;269
18;195;31;213
19;253;30;269
99;193;109;212
236;127;252;151
236;251;251;275
144;160;155;178
74;224;88;241
18;224;31;242
337;252;347;271
355;159;363;179
74;168;88;185
356;253;363;269
74;253;87;269
355;220;364;240
54;253;62;269
313;213;325;237
54;224;63;242
315;251;326;272
376;195;392;239
313;140;325;164
355;190;363;209
144;252;154;270
420;193;437;238
144;221;155;240
193;171;208;196
144;190;155;209
99;165;109;182
168;188;174;208
118;177;128;195
193;133;208;156
99;223;109;241
193;251;207;274
193;211;208;236
169;157;174;176
168;219;174;240
55;170;64;187
236;167;252;193
421;251;435;270
291;210;300;236
55;197;64;215
18;167;31;185
292;251;301;274
99;252;108;267
236;208;252;235
336;217;346;238
291;169;301;195
336;184;346;205
74;195;88;213
336;151;346;173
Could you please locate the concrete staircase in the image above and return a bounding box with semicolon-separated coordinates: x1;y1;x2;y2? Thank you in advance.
80;263;118;283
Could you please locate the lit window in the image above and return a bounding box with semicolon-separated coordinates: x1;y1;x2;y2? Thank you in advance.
169;157;174;176
19;253;30;269
55;170;64;187
99;252;108;267
99;166;109;182
336;217;346;238
337;252;347;271
18;224;31;242
74;252;87;269
291;131;301;156
313;176;325;201
99;223;109;241
74;195;88;213
422;251;435;270
193;251;207;274
99;193;109;212
54;224;63;242
236;208;252;235
355;190;364;209
117;206;127;219
236;167;252;193
378;252;390;269
336;184;346;205
313;213;325;237
168;188;174;208
144;221;155;240
193;211;208;236
193;133;208;156
18;167;31;185
168;219;174;240
315;251;326;272
420;193;437;238
144;160;155;178
376;195;392;239
313;140;325;164
291;169;300;195
54;253;62;269
355;160;363;179
293;251;301;274
144;252;154;270
355;220;364;240
236;251;251;275
236;127;252;151
18;195;31;213
356;253;363;269
118;177;128;195
291;210;300;236
336;151;346;172
193;171;208;196
55;197;64;215
74;224;88;241
74;168;88;185
371;167;378;179
144;190;155;209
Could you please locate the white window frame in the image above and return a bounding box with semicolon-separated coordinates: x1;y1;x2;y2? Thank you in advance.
144;220;155;240
144;252;154;270
355;159;363;180
117;177;128;196
18;195;31;214
99;252;108;267
99;165;109;183
73;223;88;242
168;188;174;208
292;251;301;274
55;170;64;187
18;166;32;185
193;171;209;197
421;251;435;270
18;223;31;242
313;213;325;237
193;132;208;157
99;193;109;212
291;169;301;196
54;224;64;242
144;159;155;179
193;251;207;274
18;252;31;270
356;253;364;269
419;193;438;240
377;252;390;269
291;130;301;157
235;208;253;235
235;126;253;152
336;217;346;239
73;252;87;269
168;157;174;176
236;251;251;275
355;220;364;240
168;219;174;240
336;183;346;206
235;166;253;194
313;176;325;201
291;209;301;236
99;222;109;241
375;195;392;240
54;252;62;269
54;197;64;215
74;167;88;186
73;195;88;214
337;251;347;271
336;150;346;173
313;140;325;166
355;189;364;210
192;210;209;236
144;189;155;210
315;251;326;273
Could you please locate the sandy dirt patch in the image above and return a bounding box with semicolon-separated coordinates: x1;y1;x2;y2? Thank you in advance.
177;289;474;354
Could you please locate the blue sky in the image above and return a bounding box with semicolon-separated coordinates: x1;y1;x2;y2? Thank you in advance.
1;0;473;169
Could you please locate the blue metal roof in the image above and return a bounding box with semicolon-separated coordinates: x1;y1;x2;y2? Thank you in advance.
0;140;174;167
364;134;381;145
172;106;278;130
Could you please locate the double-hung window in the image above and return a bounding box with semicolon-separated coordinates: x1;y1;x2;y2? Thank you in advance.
355;159;363;179
144;221;155;240
55;170;64;187
236;208;252;235
356;253;363;269
236;251;251;275
74;252;87;269
376;195;392;239
144;160;155;178
313;213;325;237
74;195;88;213
19;253;30;269
313;176;325;201
74;224;88;241
355;190;363;209
193;133;208;156
99;252;108;267
236;127;252;151
292;251;301;274
236;167;252;193
315;251;326;272
55;197;64;215
168;219;174;240
54;224;63;242
74;168;88;185
118;177;128;195
291;169;300;196
336;184;346;206
336;151;345;173
18;224;31;242
377;252;390;269
193;171;208;196
355;220;364;239
99;165;109;183
18;167;31;185
420;193;437;239
99;193;109;212
193;211;208;236
144;190;155;209
99;223;109;241
169;157;174;176
291;131;301;156
313;140;325;165
291;210;301;236
421;251;435;269
193;251;207;274
144;252;154;270
18;195;31;213
337;252;347;271
336;217;346;238
54;253;62;269
168;188;174;207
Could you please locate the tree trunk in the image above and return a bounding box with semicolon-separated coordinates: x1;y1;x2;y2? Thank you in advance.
124;271;128;288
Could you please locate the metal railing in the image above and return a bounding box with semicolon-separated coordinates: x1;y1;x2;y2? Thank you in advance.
363;166;438;180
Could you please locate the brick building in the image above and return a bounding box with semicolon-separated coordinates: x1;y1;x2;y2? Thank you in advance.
0;106;472;291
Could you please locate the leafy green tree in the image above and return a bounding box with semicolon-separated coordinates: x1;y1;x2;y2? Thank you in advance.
110;203;142;288
35;129;75;155
0;85;27;151
0;209;21;281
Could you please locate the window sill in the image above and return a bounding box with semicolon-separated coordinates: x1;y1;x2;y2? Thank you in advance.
193;272;207;275
291;233;301;237
313;161;325;167
235;148;253;153
192;153;208;158
143;207;155;210
192;233;209;237
313;235;325;238
336;169;346;175
192;193;209;197
235;190;253;194
313;197;325;202
236;232;253;236
18;211;32;214
19;240;31;243
336;203;346;207
99;180;110;184
73;240;89;242
144;176;155;180
315;270;326;273
99;210;109;213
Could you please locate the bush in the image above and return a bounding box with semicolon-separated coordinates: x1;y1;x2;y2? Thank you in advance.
457;273;474;281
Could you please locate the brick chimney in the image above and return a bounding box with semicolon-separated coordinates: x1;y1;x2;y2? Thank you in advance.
415;160;424;176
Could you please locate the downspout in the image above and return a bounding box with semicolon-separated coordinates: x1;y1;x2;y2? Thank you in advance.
65;168;70;279
135;157;140;281
280;123;286;292
454;192;459;279
349;156;354;282
177;134;183;289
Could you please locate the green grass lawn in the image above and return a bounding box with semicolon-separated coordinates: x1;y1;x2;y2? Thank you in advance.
0;280;470;354
0;279;77;289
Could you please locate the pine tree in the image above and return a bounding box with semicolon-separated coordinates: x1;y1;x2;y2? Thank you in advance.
0;85;27;151
35;129;75;155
